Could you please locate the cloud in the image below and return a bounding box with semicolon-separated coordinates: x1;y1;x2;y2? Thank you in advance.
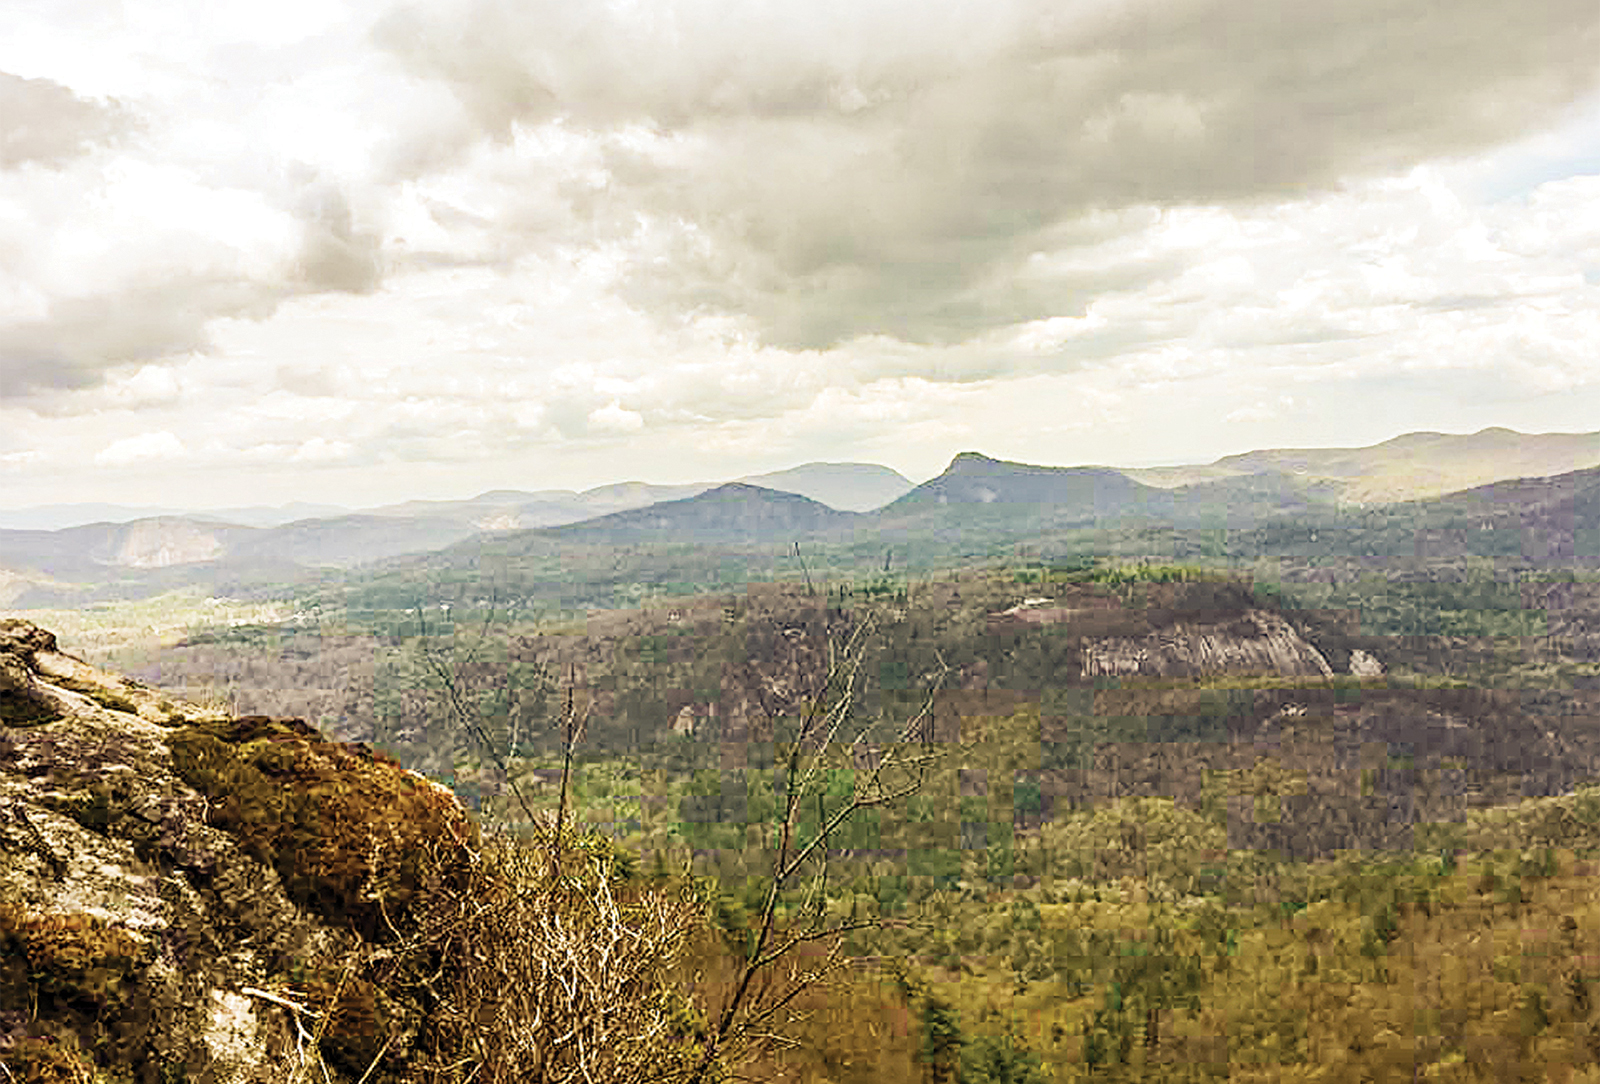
377;0;1600;348
0;278;280;397
294;179;384;293
587;399;645;433
0;147;385;400
290;436;356;462
0;72;129;168
1226;396;1296;424
101;364;185;409
93;430;187;466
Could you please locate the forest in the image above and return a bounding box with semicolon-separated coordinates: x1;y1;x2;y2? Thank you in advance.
90;551;1600;1083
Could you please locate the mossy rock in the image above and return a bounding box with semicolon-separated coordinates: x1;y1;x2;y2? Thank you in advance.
0;688;61;727
0;1034;95;1084
16;911;151;1013
291;963;414;1077
168;715;479;942
48;675;139;716
0;898;156;1076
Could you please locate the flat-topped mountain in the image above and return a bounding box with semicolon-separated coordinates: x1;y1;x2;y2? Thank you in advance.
736;462;913;512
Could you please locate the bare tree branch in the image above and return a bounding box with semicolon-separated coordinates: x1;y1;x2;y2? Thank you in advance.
686;596;950;1083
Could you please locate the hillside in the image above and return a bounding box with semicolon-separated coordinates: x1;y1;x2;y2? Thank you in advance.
0;514;479;608
80;559;1600;1083
1231;462;1600;565
1125;425;1600;504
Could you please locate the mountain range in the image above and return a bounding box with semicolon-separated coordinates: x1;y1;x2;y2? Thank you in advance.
1;428;1597;608
0;462;915;531
1123;426;1600;503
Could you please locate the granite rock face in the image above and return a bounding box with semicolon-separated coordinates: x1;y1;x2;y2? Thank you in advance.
1080;609;1336;680
0;618;479;1083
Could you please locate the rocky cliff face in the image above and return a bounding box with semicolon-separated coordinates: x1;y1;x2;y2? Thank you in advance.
0;618;485;1083
1080;609;1336;680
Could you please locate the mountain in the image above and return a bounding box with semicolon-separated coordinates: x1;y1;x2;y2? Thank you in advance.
883;452;1167;523
0;501;352;531
549;483;859;545
227;514;481;567
0;512;480;607
1123;426;1600;503
361;463;911;529
735;462;914;512
0;519;256;581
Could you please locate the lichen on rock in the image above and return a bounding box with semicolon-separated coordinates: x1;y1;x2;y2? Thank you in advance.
0;620;481;1082
0;618;712;1084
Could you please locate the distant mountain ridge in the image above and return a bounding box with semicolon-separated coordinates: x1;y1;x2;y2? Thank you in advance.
6;429;1591;532
551;483;859;544
4;430;1597;609
1123;426;1600;503
364;462;915;529
0;501;352;532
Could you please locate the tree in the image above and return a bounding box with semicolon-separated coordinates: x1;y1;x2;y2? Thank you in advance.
406;586;949;1083
959;1030;1045;1084
683;598;950;1081
397;601;711;1083
921;994;965;1084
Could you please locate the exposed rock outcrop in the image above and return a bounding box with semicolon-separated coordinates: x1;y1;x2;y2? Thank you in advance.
0;618;483;1083
1080;609;1336;680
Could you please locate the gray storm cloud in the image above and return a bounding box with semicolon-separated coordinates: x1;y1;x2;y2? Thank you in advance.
0;72;128;168
377;0;1600;348
0;280;279;398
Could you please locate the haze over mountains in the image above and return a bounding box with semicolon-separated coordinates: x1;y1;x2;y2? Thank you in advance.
1;428;1597;608
0;462;915;531
1124;426;1600;503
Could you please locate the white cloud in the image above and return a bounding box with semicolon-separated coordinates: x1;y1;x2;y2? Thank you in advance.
587;399;645;433
1226;396;1297;424
102;363;184;409
93;430;187;466
291;437;356;463
0;72;128;168
0;0;1596;509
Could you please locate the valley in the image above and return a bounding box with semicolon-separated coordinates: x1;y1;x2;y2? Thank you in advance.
7;430;1600;1082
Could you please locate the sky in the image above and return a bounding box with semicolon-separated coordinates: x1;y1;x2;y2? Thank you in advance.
2;0;1599;510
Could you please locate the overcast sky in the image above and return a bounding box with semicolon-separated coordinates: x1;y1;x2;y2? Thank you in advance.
2;0;1599;509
